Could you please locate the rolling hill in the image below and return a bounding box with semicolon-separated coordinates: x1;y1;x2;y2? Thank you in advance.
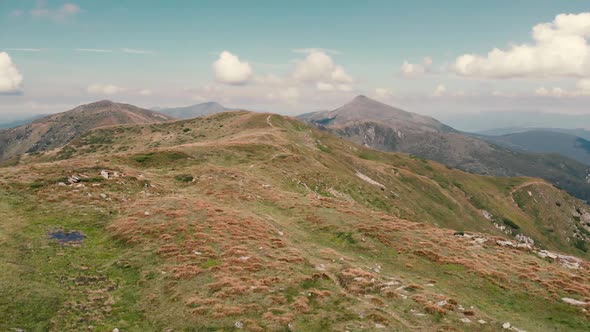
299;96;590;202
0;100;174;162
1;111;589;331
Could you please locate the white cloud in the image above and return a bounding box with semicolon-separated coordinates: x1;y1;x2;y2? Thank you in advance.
316;82;335;92
212;51;253;85
121;48;153;54
375;88;393;99
87;84;125;95
267;87;300;102
535;78;590;97
31;2;81;21
293;48;341;55
293;51;353;84
10;9;24;17
454;12;590;78
432;84;447;97
0;52;23;94
535;87;568;97
6;48;41;52
400;57;433;78
139;89;153;96
253;74;283;85
75;48;113;53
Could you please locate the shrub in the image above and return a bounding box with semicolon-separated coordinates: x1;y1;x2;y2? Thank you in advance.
174;174;194;182
335;232;356;244
574;239;588;252
502;218;520;230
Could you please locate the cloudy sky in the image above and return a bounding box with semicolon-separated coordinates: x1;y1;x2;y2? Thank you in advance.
2;0;590;119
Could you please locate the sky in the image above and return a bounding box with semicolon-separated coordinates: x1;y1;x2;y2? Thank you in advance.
2;0;590;120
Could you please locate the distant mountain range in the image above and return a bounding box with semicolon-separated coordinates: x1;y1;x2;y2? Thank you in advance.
476;127;590;141
0;114;48;129
299;95;590;201
154;102;231;119
0;100;173;161
474;130;590;165
439;111;590;132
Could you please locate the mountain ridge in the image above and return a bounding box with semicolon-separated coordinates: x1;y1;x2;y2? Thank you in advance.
0;100;173;161
298;96;590;202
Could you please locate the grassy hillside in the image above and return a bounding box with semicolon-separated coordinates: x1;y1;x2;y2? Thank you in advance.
1;111;589;331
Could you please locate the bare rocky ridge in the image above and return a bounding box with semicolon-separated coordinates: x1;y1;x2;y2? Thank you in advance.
0;100;174;161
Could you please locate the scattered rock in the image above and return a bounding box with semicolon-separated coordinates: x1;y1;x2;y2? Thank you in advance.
561;297;587;306
481;210;493;221
67;176;80;184
537;250;582;269
502;322;511;329
460;318;471;323
100;193;108;199
355;171;385;189
478;320;487;324
234;321;244;329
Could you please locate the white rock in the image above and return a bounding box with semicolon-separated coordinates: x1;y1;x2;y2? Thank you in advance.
375;323;386;329
561;297;587;306
112;329;119;332
100;193;107;199
478;320;487;324
100;170;110;179
234;321;244;329
503;322;511;329
460;318;471;323
436;300;447;307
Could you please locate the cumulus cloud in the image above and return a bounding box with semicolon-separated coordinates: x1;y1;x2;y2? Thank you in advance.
212;51;253;85
293;51;353;85
454;12;590;78
432;84;447;97
374;88;393;99
292;48;341;55
31;2;81;21
87;84;125;95
0;52;23;94
535;78;590;97
400;57;433;78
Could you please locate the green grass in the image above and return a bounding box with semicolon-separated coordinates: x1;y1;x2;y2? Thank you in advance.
0;189;149;331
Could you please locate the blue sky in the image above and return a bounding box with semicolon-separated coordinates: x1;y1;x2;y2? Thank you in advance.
2;0;590;118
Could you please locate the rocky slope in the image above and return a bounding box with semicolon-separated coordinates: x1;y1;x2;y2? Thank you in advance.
299;96;590;202
1;111;588;331
0;100;173;161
